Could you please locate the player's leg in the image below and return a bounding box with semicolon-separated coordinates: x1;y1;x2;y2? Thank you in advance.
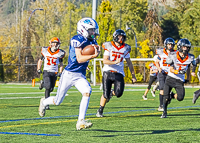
45;73;57;110
96;71;113;117
157;73;167;111
74;74;93;130
113;73;124;98
49;73;57;92
151;77;158;97
161;76;173;118
43;71;51;99
192;71;200;103
39;70;72;117
192;89;200;104
174;79;185;101
143;75;156;99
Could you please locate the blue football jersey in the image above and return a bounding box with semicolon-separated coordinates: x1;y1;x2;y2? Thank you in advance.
65;34;97;75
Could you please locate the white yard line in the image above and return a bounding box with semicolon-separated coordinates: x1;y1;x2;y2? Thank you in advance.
0;89;145;96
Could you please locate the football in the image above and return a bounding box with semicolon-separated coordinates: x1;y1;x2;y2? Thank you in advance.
82;44;99;55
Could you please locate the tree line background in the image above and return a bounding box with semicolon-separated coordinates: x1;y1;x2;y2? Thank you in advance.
0;0;200;84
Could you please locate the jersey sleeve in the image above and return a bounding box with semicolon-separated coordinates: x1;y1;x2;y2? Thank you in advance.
59;49;66;59
124;44;131;59
103;42;110;56
41;47;48;57
70;35;86;48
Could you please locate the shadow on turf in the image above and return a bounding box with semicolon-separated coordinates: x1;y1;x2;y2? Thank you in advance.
87;128;200;137
104;106;158;109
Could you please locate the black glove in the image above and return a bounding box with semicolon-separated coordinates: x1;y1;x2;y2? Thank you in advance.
37;69;42;74
57;72;61;77
178;69;186;74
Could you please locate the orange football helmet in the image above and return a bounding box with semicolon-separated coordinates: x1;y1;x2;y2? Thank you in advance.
49;37;61;50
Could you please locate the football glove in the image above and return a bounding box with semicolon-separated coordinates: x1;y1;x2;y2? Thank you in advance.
37;69;42;74
179;69;186;74
57;72;62;77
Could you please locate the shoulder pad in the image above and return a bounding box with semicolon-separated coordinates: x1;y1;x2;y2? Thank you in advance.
156;48;164;55
102;42;112;51
124;44;131;52
41;46;48;54
59;49;66;58
71;34;87;48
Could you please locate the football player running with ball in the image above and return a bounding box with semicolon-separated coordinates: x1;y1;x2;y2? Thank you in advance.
155;38;176;111
37;37;65;110
96;29;137;118
38;17;100;130
161;38;196;118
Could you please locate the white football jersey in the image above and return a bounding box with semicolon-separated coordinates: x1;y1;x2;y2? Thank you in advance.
156;48;176;73
168;51;195;81
149;62;158;76
102;41;131;76
41;47;65;72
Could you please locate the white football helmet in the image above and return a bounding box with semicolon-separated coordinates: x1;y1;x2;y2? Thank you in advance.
77;17;99;40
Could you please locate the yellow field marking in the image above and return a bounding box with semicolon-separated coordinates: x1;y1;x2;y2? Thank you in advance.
0;110;193;129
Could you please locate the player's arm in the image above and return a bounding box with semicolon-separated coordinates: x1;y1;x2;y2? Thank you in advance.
103;55;120;65
155;58;161;73
37;55;44;72
75;47;99;63
150;69;158;74
125;58;137;83
191;56;197;77
59;58;64;73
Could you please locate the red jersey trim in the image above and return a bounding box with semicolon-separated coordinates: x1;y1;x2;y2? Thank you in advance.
111;41;125;51
177;51;188;63
47;47;60;55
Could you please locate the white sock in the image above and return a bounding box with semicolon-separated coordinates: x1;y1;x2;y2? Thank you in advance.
43;96;55;106
78;96;90;122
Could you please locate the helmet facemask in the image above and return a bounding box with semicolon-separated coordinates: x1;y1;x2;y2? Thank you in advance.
51;42;60;51
113;29;126;46
177;38;191;57
164;38;175;52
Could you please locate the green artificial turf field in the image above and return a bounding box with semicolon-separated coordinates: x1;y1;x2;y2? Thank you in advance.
0;84;200;143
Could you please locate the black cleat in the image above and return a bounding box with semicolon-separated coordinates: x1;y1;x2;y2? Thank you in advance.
45;105;50;110
192;93;200;104
39;80;44;90
96;110;103;117
161;113;167;118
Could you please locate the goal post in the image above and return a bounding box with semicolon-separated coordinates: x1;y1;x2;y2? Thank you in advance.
93;58;154;86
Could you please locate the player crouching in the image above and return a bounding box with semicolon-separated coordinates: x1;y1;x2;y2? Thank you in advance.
161;38;196;118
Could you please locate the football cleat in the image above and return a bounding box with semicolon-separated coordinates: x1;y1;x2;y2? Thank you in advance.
151;90;156;97
76;119;93;130
192;93;200;104
96;110;104;117
160;112;167;118
38;97;46;117
45;105;50;110
39;80;44;90
158;106;164;112
142;95;147;100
